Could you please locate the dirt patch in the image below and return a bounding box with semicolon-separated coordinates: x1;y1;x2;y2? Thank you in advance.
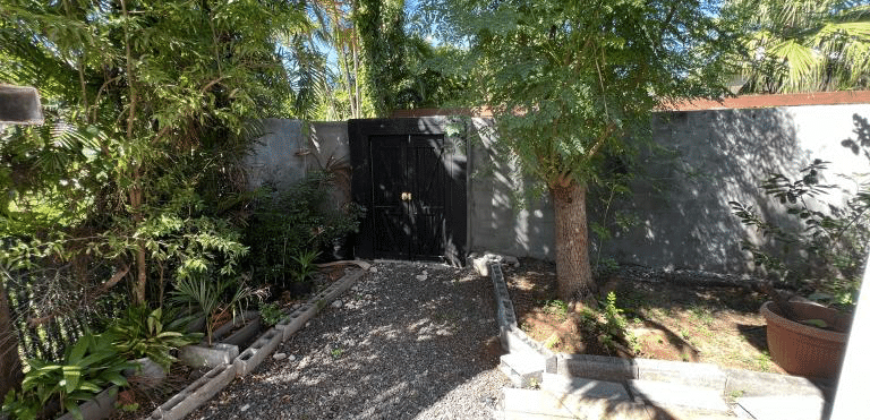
504;259;784;374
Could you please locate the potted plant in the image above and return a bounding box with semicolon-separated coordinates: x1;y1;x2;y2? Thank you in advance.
732;160;866;378
289;249;321;298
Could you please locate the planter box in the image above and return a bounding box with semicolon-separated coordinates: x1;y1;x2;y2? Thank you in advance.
56;386;118;420
761;301;848;379
212;310;261;347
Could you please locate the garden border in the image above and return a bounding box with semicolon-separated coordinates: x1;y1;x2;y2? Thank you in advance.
487;261;827;399
146;261;370;420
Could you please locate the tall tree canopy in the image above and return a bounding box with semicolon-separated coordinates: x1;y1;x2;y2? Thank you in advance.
0;0;306;394
727;0;870;93
427;0;737;300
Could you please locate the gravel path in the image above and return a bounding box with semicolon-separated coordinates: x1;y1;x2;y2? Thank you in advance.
189;261;509;420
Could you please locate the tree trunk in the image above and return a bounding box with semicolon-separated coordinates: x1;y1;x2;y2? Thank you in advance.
551;182;596;301
0;281;23;399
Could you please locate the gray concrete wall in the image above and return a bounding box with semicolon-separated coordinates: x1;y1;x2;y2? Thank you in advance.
467;118;556;260
602;104;870;273
245;118;306;191
246;119;351;205
252;103;870;275
467;103;870;274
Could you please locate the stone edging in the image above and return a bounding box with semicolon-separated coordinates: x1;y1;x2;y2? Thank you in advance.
487;261;826;399
148;261;370;420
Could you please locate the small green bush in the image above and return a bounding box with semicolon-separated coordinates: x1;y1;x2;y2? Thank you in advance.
2;332;132;420
243;173;364;290
731;160;870;308
109;305;202;371
260;302;289;327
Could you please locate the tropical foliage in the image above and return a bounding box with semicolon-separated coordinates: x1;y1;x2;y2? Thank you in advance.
1;332;131;420
423;0;738;300
726;0;870;93
0;0;305;397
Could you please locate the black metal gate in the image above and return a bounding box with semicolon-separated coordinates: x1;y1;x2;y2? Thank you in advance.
349;118;466;265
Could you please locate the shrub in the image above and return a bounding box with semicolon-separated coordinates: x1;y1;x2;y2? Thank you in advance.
259;302;289;327
731;160;870;308
108;305;202;371
2;332;132;420
243;173;364;289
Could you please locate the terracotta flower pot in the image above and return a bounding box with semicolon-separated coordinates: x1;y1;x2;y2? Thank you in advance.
760;301;849;379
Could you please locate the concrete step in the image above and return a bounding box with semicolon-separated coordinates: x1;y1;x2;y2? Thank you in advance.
502;387;655;420
736;395;829;420
500;352;545;387
540;372;631;401
628;380;732;415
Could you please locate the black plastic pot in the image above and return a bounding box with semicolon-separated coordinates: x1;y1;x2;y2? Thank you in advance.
289;281;313;298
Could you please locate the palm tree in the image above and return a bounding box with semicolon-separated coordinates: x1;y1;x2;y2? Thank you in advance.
730;0;870;93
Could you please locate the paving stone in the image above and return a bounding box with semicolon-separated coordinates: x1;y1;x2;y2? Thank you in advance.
628;380;731;414
502;388;578;419
541;372;630;401
555;353;638;382
635;358;726;390
723;368;826;399
736;395;827;420
504;387;655;420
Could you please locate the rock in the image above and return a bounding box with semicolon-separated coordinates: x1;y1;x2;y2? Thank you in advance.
369;267;378;273
365;294;373;300
502;256;520;267
305;322;311;328
423;270;428;275
241;404;250;412
331;300;343;308
273;352;287;361
416;274;428;281
289;355;296;361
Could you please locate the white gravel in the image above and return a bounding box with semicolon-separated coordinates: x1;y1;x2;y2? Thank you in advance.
188;261;509;420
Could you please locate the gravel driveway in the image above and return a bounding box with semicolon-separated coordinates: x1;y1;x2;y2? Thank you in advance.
189;261;509;420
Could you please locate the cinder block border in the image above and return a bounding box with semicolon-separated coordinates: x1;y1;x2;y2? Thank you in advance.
148;261;369;419
234;327;282;376
148;363;236;420
487;261;827;400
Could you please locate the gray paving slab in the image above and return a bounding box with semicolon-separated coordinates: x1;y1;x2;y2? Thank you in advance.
541;372;631;401
629;379;731;414
736;395;828;420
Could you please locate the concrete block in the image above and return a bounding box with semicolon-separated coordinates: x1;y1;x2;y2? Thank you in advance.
541;372;630;402
555;353;638;382
57;386;117;420
503;328;554;360
275;306;317;341
149;363;236;420
178;343;239;369
234;328;283;377
628;380;731;414
724;368;826;399
635;358;726;390
500;353;545;387
212;311;261;347
736;395;828;420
